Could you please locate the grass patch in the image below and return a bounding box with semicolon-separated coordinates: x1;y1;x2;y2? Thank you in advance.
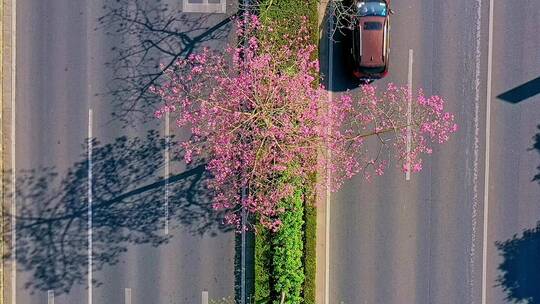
259;0;318;45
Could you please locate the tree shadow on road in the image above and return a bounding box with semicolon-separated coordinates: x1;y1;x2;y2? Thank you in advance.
495;222;540;303
2;131;232;294
531;124;540;183
97;0;238;127
497;76;540;104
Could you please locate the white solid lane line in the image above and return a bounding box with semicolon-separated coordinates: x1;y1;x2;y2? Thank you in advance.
165;111;170;235
88;109;93;304
406;49;414;181
482;0;495;302
241;188;247;304
324;4;334;304
125;288;132;304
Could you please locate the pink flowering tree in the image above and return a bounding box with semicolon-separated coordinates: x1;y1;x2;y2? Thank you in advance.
325;85;458;190
152;15;457;230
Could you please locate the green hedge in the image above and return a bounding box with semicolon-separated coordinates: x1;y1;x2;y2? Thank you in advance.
272;185;305;303
254;175;306;304
303;201;317;304
254;222;272;303
254;186;316;304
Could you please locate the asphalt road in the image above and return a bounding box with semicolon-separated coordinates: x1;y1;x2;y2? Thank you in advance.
485;1;540;303
14;0;238;303
327;0;539;303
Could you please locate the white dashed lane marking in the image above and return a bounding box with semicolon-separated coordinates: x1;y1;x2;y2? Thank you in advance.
406;49;414;181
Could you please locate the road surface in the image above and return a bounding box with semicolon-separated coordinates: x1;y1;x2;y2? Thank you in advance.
485;0;540;303
326;0;539;303
13;0;238;303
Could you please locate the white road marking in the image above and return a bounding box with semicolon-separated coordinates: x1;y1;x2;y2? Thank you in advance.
239;7;250;303
164;111;170;235
201;290;209;304
48;290;54;304
241;187;247;304
325;6;334;304
11;0;17;301
125;288;132;304
482;0;495;302
88;109;93;304
182;0;226;14
406;49;414;181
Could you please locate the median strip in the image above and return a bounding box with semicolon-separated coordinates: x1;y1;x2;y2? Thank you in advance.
252;1;319;303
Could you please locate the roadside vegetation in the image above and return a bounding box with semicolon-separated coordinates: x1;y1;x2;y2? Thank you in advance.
255;1;318;303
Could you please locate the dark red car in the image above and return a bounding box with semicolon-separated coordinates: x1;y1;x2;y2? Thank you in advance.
347;0;392;82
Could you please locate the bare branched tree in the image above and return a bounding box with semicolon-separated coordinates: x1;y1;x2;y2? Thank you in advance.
326;0;394;41
327;0;357;40
98;0;238;125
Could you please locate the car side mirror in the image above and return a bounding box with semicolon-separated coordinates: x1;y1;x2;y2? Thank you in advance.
389;8;395;15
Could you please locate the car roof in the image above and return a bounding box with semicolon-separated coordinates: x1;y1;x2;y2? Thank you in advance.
358;16;386;67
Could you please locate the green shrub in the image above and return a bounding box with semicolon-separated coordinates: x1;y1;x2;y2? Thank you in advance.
303;200;317;304
254;222;272;304
210;296;236;304
272;183;305;304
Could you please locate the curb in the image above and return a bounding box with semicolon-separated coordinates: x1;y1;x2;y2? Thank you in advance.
1;0;15;302
315;1;331;304
0;0;4;298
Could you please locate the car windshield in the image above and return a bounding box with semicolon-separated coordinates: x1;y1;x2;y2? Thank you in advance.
360;66;386;73
357;2;387;17
363;21;383;30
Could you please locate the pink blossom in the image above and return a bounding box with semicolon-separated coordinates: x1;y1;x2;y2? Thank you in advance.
152;14;458;231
